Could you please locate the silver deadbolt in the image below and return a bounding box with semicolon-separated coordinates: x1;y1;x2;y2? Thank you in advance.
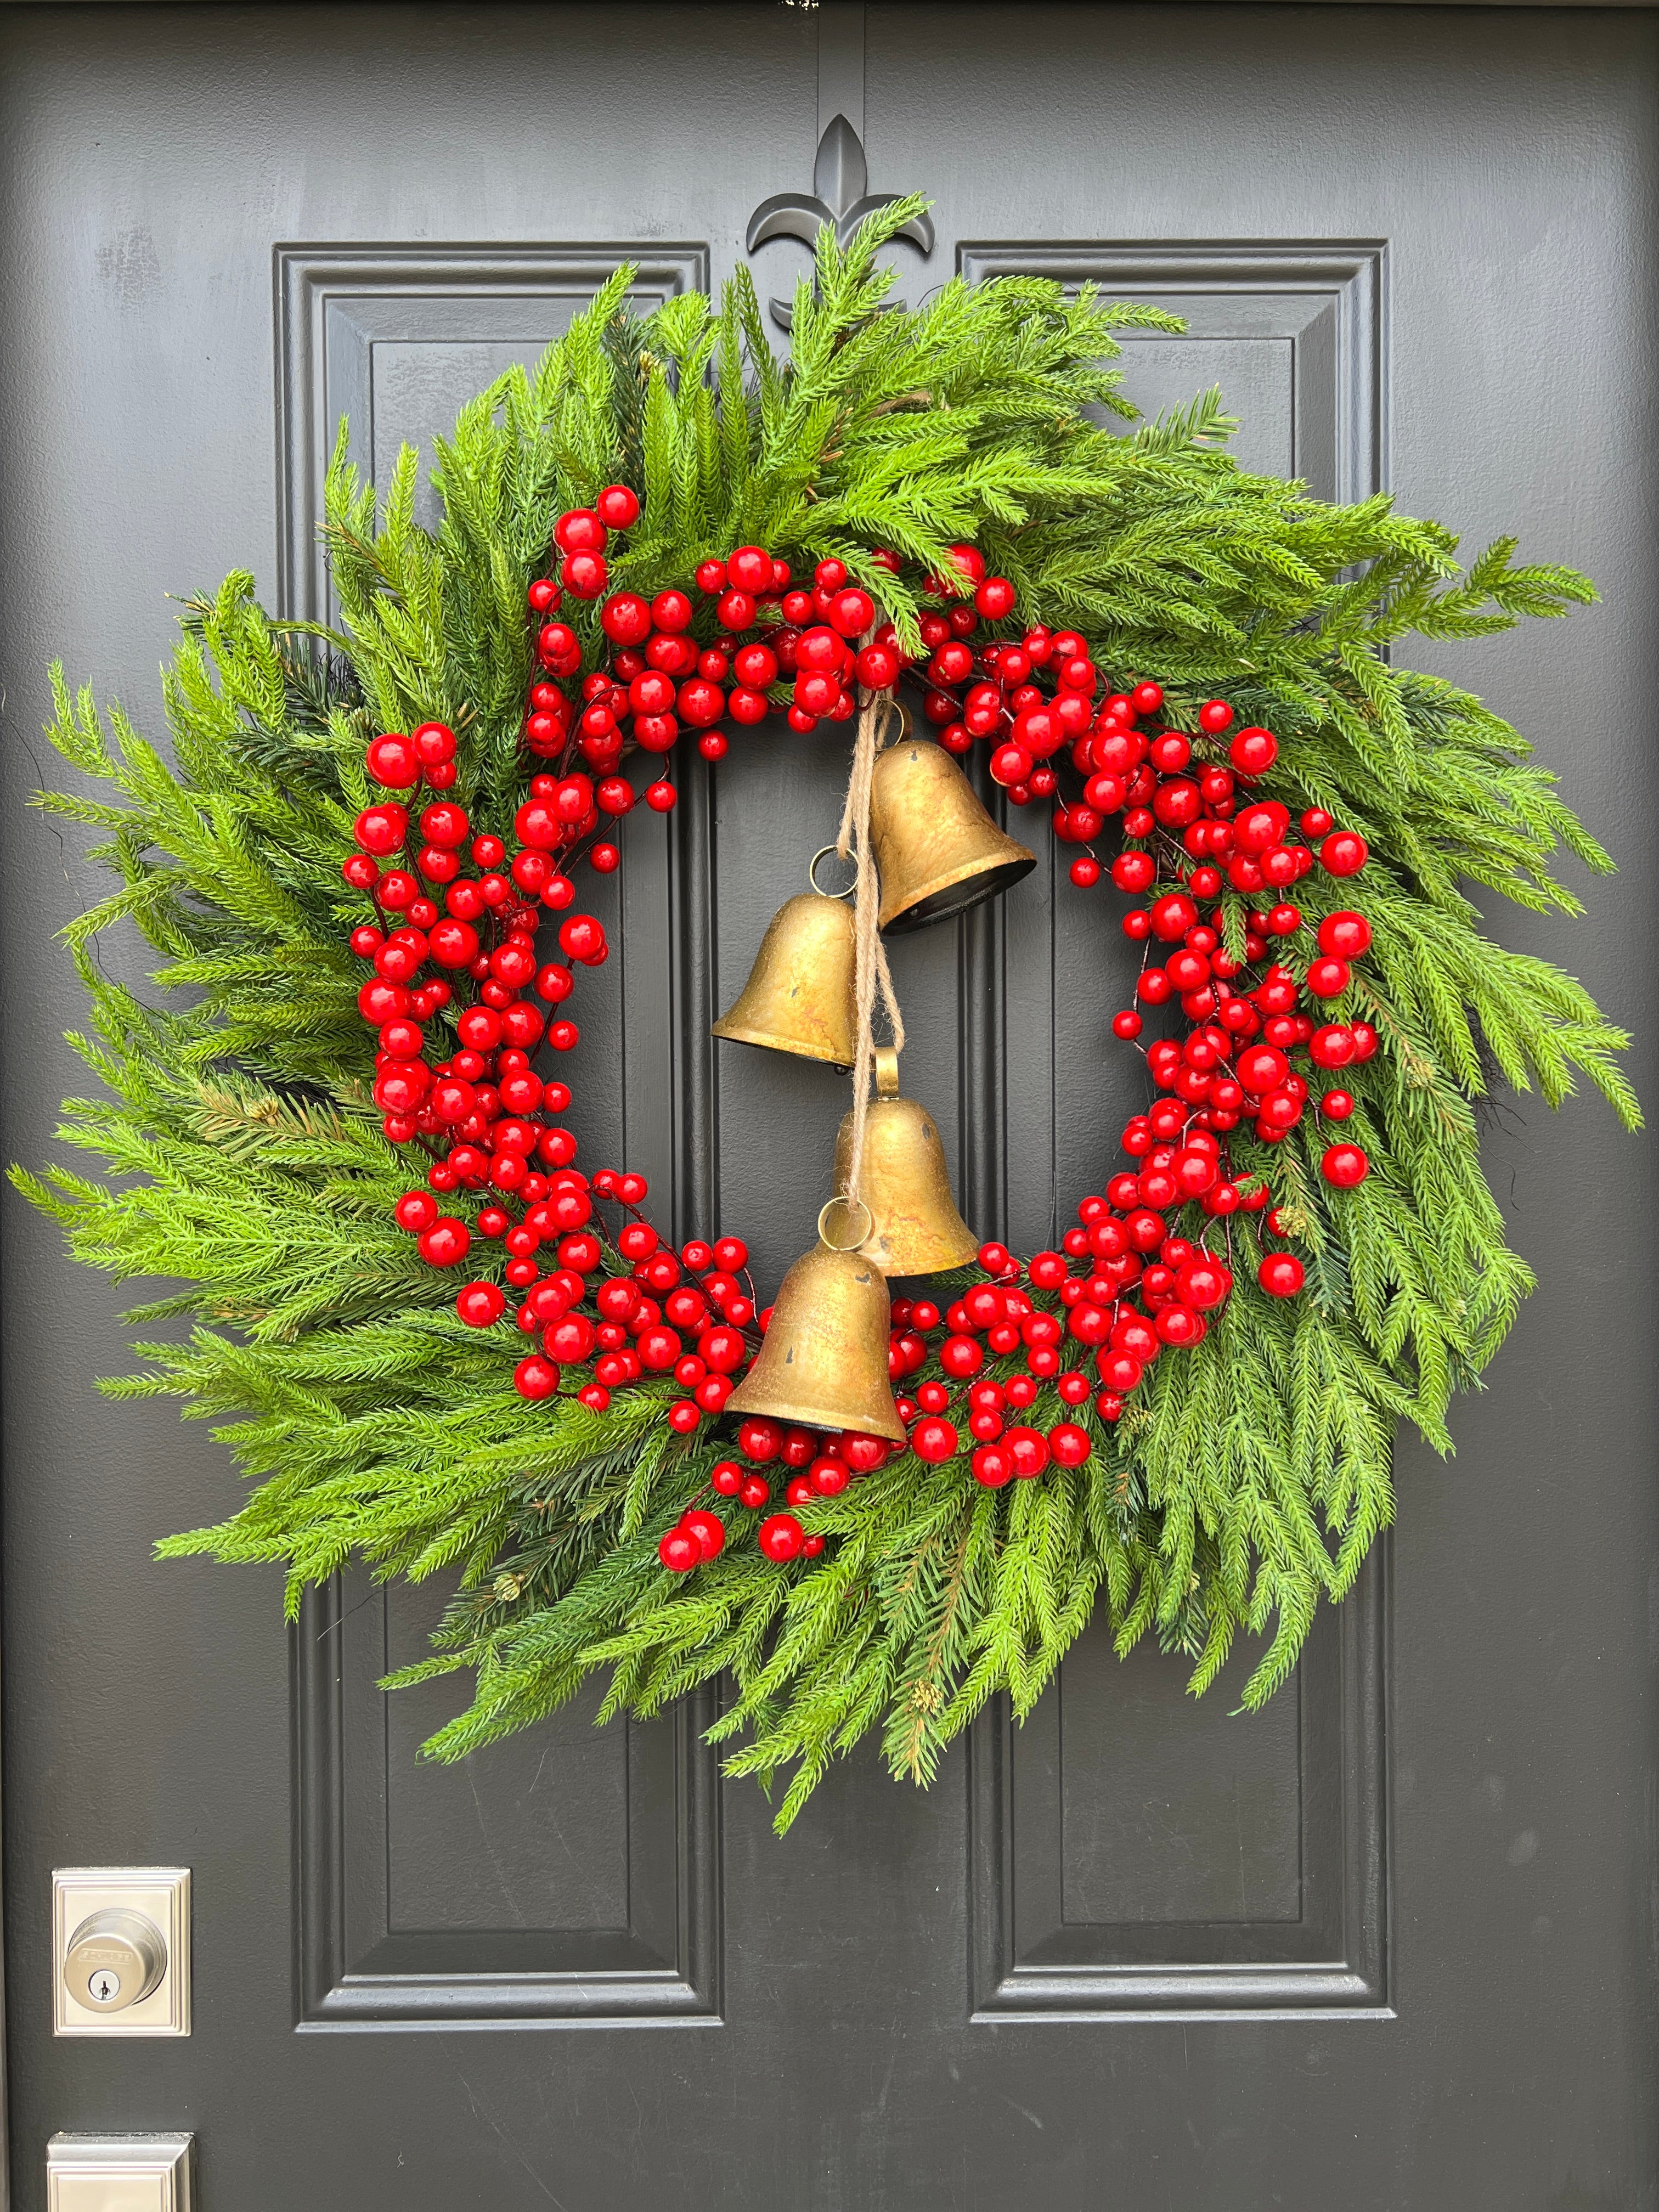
62;1908;167;2014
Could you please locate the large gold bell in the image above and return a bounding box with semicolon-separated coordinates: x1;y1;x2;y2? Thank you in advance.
870;737;1035;933
711;891;857;1066
724;1211;906;1442
829;1049;978;1276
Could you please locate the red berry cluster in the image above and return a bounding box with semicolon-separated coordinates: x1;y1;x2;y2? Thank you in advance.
1084;690;1378;1292
527;516;1013;798
658;1419;896;1573
344;709;777;1432
505;1215;762;1417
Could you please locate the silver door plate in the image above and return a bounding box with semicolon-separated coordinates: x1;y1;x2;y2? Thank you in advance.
52;1870;190;2037
47;2134;194;2212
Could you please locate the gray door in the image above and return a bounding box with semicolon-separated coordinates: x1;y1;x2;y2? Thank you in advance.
3;5;1655;2205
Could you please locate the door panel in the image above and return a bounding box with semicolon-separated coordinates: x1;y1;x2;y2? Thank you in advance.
3;5;1655;2208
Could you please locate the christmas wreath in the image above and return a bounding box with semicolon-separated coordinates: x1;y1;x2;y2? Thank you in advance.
19;208;1637;1830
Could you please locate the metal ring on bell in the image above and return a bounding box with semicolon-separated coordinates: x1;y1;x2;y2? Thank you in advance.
817;1194;874;1252
808;845;859;900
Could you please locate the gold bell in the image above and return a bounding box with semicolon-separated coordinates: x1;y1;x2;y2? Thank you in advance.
724;1203;906;1442
712;885;857;1066
870;736;1035;933
830;1048;978;1276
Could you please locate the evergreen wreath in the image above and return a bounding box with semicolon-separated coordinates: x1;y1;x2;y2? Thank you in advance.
17;207;1638;1831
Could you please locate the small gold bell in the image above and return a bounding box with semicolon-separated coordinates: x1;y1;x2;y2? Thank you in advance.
712;885;857;1066
829;1048;978;1276
724;1203;906;1442
870;736;1035;934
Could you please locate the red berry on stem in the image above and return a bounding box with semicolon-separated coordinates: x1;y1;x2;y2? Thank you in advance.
596;484;640;529
1321;1142;1370;1188
680;1508;726;1560
659;1527;701;1574
514;1353;561;1398
366;733;421;789
912;1417;959;1464
1305;956;1351;998
417;1218;471;1268
456;1282;506;1328
1318;910;1373;958
1321;830;1369;877
1228;726;1278;775
758;1513;805;1563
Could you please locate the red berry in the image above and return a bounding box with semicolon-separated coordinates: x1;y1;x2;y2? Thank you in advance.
680;1508;726;1560
1150;891;1199;942
1321;830;1369;877
658;1527;701;1573
394;1189;439;1233
738;1417;781;1463
417;1218;470;1268
514;1353;561;1398
726;545;772;594
1308;1024;1357;1069
758;1512;805;1563
455;1282;506;1328
554;509;606;555
912;1417;959;1464
1228;726;1278;775
600;590;652;646
562;550;607;599
1005;1426;1051;1479
354;803;408;855
366;733;421;789
972;1444;1013;1487
1048;1423;1091;1468
1257;1254;1306;1297
1321;1142;1370;1189
1111;1009;1143;1040
1318;910;1373;958
596;484;640;529
1321;1090;1356;1120
1305;956;1351;998
1198;699;1234;734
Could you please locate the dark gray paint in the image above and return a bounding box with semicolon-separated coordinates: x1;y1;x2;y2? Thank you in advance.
2;5;1655;2206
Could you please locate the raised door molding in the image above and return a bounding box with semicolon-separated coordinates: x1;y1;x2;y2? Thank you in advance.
276;241;721;2029
959;237;1391;2022
958;242;1385;509
274;243;709;622
294;1580;721;2029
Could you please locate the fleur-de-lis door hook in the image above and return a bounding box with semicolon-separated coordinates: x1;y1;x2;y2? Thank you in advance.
746;113;934;330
